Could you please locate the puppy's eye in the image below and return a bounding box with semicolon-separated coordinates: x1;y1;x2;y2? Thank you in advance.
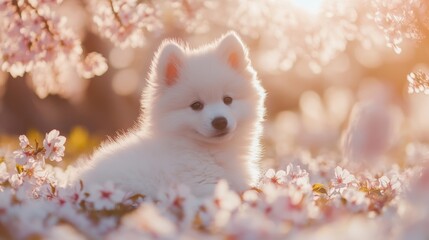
190;101;204;111
223;96;233;105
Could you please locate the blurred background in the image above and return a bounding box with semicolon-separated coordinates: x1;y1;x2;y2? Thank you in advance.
1;0;429;165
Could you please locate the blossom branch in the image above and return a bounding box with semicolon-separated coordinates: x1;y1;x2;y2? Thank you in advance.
11;0;22;18
108;0;124;27
24;0;55;36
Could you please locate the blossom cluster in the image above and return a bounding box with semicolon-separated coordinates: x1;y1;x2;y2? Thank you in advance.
0;0;107;99
0;130;428;239
86;0;427;76
88;0;163;48
370;0;427;54
408;69;429;95
1;0;428;99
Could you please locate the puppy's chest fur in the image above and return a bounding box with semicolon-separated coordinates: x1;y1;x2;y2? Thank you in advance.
166;144;248;194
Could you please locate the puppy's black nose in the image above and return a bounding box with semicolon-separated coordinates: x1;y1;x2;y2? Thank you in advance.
212;117;228;130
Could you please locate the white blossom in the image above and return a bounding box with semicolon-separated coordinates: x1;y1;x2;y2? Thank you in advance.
86;182;126;210
43;129;66;162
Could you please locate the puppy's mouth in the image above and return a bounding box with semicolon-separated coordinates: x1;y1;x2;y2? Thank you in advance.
212;131;229;138
194;129;234;141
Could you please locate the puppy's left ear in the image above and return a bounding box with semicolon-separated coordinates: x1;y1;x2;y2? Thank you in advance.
216;32;250;72
155;41;185;86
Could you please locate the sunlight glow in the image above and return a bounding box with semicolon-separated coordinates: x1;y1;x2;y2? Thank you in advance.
292;0;324;13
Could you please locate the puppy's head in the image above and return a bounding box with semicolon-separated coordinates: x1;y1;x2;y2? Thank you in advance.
142;32;265;144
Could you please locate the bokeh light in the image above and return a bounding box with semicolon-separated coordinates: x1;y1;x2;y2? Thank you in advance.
109;47;135;69
291;0;324;13
112;69;140;96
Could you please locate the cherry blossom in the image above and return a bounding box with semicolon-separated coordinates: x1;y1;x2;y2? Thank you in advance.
376;174;402;201
18;135;30;149
89;0;163;49
285;164;312;191
0;0;427;101
13;134;36;165
0;0;107;99
86;182;126;210
8;173;24;188
199;180;241;228
77;52;108;79
270;185;314;225
370;0;428;54
331;166;356;194
156;184;198;228
0;127;428;238
22;159;46;182
43;129;66;162
13;148;34;166
341;188;369;212
261;168;286;186
408;69;429;95
211;180;241;211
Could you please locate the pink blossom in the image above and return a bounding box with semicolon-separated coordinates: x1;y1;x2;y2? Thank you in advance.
19;135;30;149
200;180;241;228
212;180;241;211
242;189;260;207
285;164;309;182
0;0;107;99
370;0;425;54
285;164;312;192
77;52;108;79
43;129;66;162
331;166;356;193
378;175;401;194
89;0;163;48
270;185;313;225
86;182;125;210
13;135;35;165
62;184;86;205
261;168;286;185
408;70;429;95
13;149;34;165
341;188;369;212
23;160;46;182
156;184;198;227
8;173;23;188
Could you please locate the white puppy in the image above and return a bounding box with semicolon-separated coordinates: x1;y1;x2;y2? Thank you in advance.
76;32;266;197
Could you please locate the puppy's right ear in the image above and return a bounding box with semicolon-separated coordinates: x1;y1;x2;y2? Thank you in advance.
155;41;185;86
216;32;250;73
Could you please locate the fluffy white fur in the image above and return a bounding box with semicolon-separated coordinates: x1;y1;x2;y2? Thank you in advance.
75;32;266;197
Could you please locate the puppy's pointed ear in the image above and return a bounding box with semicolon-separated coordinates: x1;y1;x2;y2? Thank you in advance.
155;41;185;86
216;32;250;72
